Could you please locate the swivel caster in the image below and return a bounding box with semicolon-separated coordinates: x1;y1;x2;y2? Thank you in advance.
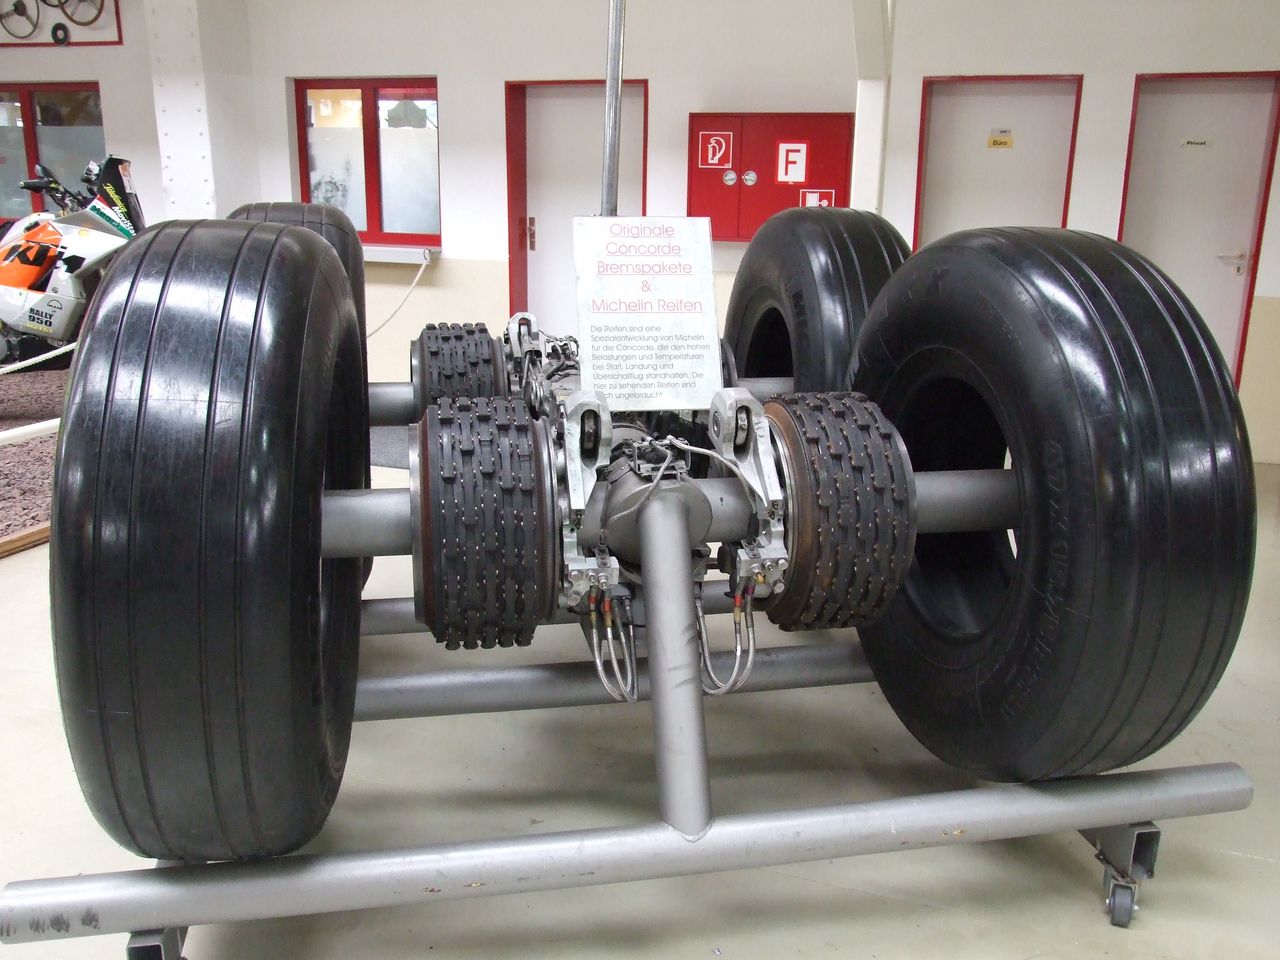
1104;868;1139;928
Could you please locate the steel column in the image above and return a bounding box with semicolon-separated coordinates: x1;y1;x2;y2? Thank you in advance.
321;489;413;558
599;0;626;217
354;642;873;720
367;383;417;427
639;492;714;837
0;764;1251;944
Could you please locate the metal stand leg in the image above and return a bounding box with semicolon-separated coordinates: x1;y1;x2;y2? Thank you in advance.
126;927;186;960
639;492;713;838
1080;822;1160;927
127;862;188;959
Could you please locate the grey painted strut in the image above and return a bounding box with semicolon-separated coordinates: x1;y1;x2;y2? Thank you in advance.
354;642;873;721
639;491;714;837
599;0;626;216
367;382;417;426
0;764;1251;944
326;470;1023;562
358;589;740;637
321;488;413;558
915;469;1021;534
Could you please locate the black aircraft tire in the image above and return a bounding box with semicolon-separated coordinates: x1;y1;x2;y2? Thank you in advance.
228;201;372;577
852;227;1255;781
724;207;909;391
51;219;367;860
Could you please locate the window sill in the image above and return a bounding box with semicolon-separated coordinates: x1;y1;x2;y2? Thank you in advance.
362;244;439;265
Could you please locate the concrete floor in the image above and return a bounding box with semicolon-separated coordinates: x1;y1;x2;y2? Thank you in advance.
2;464;1278;959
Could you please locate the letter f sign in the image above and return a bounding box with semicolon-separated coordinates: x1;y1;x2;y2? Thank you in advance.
777;142;808;183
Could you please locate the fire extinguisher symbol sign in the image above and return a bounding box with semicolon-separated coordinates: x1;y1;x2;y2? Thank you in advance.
698;131;733;169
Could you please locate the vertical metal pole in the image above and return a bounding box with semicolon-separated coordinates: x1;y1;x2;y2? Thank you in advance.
638;492;713;837
600;0;626;216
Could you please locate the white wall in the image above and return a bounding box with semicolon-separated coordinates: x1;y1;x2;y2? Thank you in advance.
0;0;164;219
882;0;1280;291
231;0;860;375
240;0;859;262
196;0;260;214
882;0;1280;460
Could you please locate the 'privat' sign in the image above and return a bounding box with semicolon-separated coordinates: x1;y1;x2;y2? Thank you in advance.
777;142;808;183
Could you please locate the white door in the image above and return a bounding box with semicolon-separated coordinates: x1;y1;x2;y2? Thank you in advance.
525;84;645;335
918;79;1079;245
1121;76;1278;374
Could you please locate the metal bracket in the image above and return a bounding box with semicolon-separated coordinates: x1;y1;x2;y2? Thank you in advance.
1079;821;1160;927
560;391;620;608
125;926;186;960
706;387;788;598
562;391;612;514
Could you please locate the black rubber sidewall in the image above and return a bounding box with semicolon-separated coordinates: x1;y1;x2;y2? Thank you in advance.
724;208;909;391
854;229;1254;780
51;219;365;859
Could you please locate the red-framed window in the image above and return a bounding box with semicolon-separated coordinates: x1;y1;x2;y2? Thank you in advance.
0;81;103;219
294;77;442;247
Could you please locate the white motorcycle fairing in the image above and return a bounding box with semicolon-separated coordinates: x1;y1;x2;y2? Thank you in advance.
0;214;128;343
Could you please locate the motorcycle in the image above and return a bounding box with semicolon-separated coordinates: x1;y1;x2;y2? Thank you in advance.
0;156;144;366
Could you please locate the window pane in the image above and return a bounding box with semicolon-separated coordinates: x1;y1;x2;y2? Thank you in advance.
378;88;440;236
304;88;367;230
33;89;105;189
0;92;27;219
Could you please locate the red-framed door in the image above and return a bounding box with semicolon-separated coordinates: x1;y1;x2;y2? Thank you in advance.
0;81;102;216
913;74;1083;249
1117;72;1280;385
504;79;649;317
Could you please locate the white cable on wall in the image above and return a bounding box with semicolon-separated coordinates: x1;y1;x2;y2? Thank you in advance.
367;248;433;338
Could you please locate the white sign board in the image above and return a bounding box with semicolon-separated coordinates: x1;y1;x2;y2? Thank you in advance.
574;217;722;411
776;142;808;182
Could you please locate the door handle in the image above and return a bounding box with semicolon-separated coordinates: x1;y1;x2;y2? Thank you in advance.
742;170;758;186
527;216;536;252
1216;250;1248;275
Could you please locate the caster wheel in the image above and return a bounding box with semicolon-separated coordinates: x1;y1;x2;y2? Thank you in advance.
1107;882;1136;928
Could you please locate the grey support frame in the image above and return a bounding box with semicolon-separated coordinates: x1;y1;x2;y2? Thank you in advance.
0;5;1253;948
0;478;1256;950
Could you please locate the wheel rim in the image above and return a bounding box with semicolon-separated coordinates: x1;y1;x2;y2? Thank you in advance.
59;0;103;25
1;0;40;39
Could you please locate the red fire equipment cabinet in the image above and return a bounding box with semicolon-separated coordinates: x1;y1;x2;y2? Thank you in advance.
688;112;854;242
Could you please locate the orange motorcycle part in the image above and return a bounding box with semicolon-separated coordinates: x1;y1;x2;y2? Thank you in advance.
0;221;63;291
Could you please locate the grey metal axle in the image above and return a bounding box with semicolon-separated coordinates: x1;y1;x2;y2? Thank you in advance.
321;488;413;558
354;642;874;720
0;764;1250;944
325;471;1021;560
367;382;417;426
358;589;740;637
